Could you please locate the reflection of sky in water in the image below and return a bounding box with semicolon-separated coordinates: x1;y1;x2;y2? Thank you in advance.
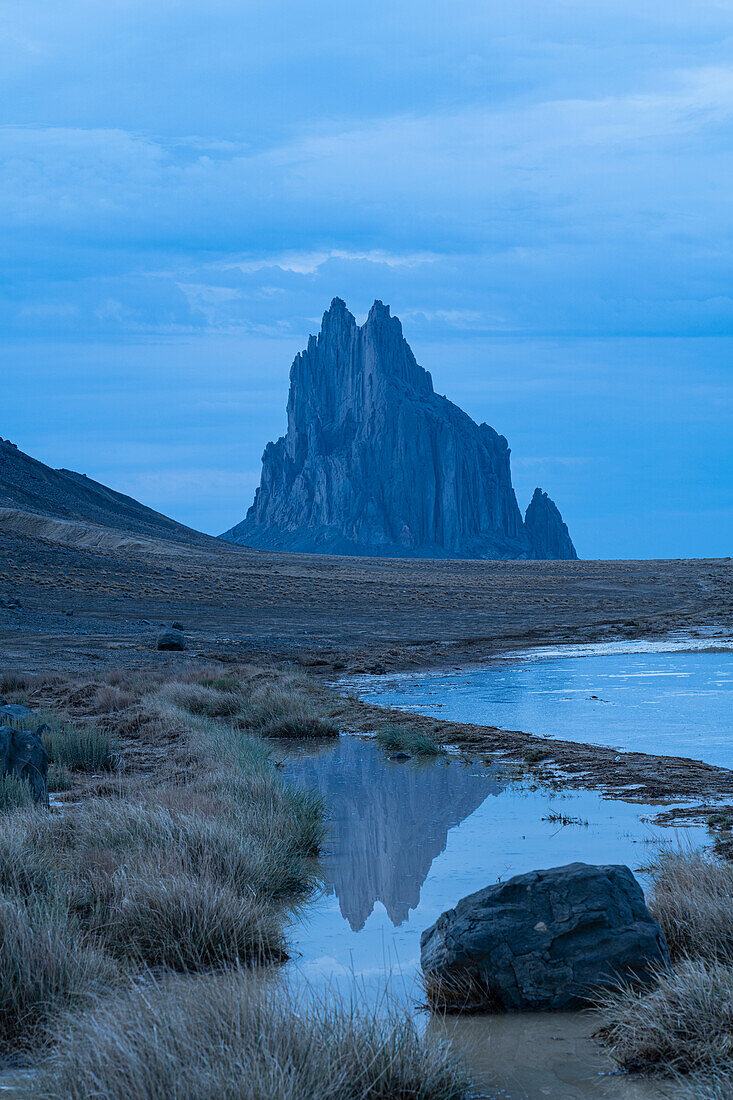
356;651;733;768
281;739;704;1006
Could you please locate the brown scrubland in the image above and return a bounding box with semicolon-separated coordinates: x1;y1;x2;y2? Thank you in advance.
0;664;467;1098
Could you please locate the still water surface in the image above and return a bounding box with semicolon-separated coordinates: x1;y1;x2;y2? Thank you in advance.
281;737;700;1099
355;646;733;768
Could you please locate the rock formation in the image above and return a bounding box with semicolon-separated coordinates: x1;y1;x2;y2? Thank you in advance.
524;488;578;560
420;862;669;1012
223;299;577;559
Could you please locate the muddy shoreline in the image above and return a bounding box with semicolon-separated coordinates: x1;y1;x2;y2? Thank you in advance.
2;525;732;811
339;694;733;807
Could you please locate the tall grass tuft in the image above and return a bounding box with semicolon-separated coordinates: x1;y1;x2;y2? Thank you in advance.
0;773;36;813
238;677;339;739
94;867;287;971
39;712;120;772
33;973;470;1100
376;725;444;757
48;764;74;792
677;1070;733;1098
0;817;56;897
153;672;339;739
646;848;733;961
21;797;318;902
0;894;115;1053
0;672;32;696
595;957;733;1076
155;682;242;719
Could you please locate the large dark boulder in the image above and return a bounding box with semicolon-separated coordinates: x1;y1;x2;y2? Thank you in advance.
420;862;669;1012
0;724;49;805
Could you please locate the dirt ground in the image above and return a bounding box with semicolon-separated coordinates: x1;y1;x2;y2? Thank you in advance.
1;523;732;807
0;525;731;669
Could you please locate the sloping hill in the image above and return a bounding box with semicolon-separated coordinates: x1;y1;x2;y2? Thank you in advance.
0;438;214;548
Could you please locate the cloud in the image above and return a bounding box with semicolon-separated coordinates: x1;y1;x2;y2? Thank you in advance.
220;249;442;275
2;5;732;554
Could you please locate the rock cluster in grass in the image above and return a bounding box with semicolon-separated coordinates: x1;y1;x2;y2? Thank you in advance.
0;702;49;804
223;298;577;560
421;861;669;1012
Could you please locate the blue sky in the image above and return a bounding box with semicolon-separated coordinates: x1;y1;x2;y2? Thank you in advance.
2;0;732;558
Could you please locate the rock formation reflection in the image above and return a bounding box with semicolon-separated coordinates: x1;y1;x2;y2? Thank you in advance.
284;739;504;931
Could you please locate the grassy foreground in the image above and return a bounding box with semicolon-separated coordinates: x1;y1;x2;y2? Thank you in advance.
0;664;467;1099
33;973;469;1100
597;848;733;1089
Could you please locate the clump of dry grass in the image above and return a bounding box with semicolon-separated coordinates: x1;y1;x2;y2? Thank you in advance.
48;764;73;792
153;669;339;739
0;721;324;982
596;848;733;1085
155;681;242;719
677;1070;733;1098
595;957;733;1076
39;711;120;773
0;671;32;696
646;849;733;961
0;773;37;813
419;969;501;1015
92;685;137;714
0;894;116;1053
376;725;444;757
0;662;336;1075
0;818;57;897
242;676;339;738
33;973;470;1100
90;865;287;971
18;793;320;902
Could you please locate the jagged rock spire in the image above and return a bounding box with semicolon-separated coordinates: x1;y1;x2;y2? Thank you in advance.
223;300;577;560
524;488;578;560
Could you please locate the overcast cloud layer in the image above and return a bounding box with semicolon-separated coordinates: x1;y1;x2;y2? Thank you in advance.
3;1;732;557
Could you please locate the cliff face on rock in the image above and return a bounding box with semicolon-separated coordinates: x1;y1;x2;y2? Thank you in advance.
224;299;576;559
525;488;578;561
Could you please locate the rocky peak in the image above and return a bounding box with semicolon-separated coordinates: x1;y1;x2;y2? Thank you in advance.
223;299;577;560
525;488;578;560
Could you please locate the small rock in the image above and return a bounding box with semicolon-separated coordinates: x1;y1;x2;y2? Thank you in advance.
389;751;411;761
157;628;186;652
171;621;184;631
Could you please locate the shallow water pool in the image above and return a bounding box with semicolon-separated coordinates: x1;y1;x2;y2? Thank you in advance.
280;737;701;1098
355;645;733;768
